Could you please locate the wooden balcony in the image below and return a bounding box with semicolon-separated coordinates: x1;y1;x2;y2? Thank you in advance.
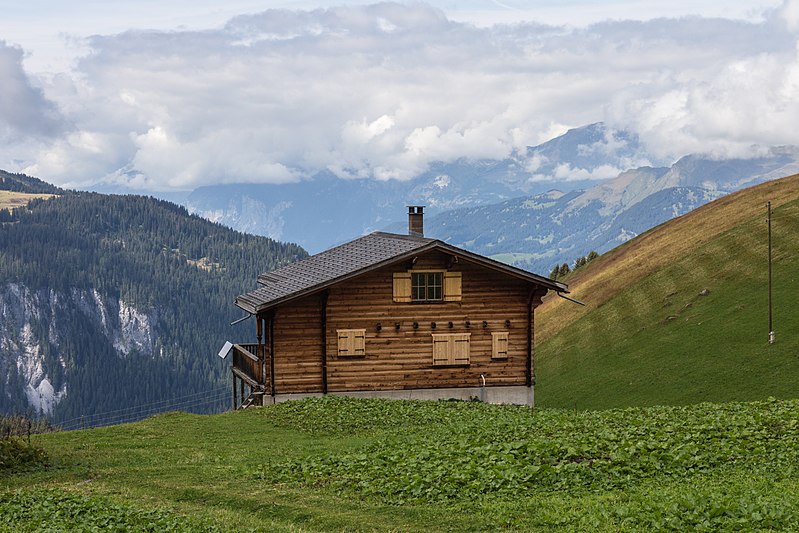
231;343;269;408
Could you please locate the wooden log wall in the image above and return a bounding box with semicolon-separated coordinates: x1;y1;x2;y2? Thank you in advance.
266;250;542;395
271;295;325;393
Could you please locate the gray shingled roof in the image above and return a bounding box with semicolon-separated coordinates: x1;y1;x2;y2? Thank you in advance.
235;231;567;314
236;232;431;313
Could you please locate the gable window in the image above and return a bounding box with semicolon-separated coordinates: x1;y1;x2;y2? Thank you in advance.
412;272;443;301
394;270;461;303
337;329;366;357
432;333;470;366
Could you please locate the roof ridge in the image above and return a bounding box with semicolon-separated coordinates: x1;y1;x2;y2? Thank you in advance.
370;230;434;242
239;231;566;314
261;231;430;277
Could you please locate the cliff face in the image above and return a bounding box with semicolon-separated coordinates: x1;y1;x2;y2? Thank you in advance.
0;183;307;423
0;283;157;415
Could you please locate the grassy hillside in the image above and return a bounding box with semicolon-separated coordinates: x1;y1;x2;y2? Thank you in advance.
0;169;61;213
535;173;799;409
3;397;799;531
0;190;58;212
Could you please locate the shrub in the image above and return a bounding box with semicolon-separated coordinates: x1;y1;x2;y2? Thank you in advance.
0;489;219;531
0;438;48;472
0;415;51;472
0;414;56;439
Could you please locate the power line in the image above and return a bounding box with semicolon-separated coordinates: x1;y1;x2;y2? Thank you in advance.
58;386;232;430
57;385;229;426
60;391;230;431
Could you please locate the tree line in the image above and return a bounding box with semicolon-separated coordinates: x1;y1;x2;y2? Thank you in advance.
549;250;599;281
0;190;306;422
0;170;63;194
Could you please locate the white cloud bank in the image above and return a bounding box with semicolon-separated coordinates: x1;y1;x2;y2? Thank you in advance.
0;42;63;140
2;1;799;190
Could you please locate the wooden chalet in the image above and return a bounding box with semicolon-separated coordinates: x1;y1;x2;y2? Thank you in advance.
225;206;568;408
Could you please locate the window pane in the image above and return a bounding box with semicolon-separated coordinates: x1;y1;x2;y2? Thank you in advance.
410;272;443;301
412;273;423;301
413;286;423;300
431;285;441;300
429;272;442;300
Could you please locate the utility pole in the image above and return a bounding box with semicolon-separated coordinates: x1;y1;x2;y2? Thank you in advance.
768;201;775;345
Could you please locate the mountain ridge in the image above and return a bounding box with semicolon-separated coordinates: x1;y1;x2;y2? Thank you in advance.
174;124;799;278
424;145;799;274
0;181;306;421
0;170;64;195
174;122;645;252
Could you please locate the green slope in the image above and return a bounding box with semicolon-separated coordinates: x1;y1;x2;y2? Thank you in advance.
536;173;799;409
4;397;799;531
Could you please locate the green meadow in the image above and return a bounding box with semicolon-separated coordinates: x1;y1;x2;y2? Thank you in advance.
3;397;799;531
537;173;799;408
5;176;799;531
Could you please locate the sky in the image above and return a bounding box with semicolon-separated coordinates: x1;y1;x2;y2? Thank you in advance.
1;0;796;191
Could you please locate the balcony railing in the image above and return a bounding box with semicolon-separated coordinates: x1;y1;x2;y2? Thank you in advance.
232;343;266;391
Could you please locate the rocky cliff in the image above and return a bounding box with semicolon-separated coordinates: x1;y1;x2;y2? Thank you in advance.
0;283;158;415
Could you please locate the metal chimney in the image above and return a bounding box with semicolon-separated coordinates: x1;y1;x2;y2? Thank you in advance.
408;206;424;237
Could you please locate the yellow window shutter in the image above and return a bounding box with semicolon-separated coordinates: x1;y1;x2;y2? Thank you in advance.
338;329;366;357
443;271;462;302
393;272;412;302
337;330;351;356
432;333;470;366
453;333;470;364
492;332;509;359
353;329;366;356
432;334;450;366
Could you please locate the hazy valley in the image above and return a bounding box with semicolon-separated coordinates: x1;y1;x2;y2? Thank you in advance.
173;123;799;275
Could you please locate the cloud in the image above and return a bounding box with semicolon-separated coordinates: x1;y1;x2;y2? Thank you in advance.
552;163;626;182
606;17;799;159
0;41;63;140
779;0;799;29
4;1;799;189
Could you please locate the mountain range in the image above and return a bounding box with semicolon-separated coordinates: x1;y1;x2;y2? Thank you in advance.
424;147;799;273
0;171;305;422
182;123;649;253
179;123;799;276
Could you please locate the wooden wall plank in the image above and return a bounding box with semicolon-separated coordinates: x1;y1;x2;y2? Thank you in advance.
267;249;541;394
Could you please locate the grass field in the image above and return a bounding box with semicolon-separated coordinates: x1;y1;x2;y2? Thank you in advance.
4;176;799;530
3;397;799;531
535;173;799;409
0;191;57;212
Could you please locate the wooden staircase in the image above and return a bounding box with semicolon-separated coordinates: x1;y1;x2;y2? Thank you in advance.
239;390;265;409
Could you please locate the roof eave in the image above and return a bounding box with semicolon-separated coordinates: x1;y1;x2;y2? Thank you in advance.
235;237;567;314
234;297;258;315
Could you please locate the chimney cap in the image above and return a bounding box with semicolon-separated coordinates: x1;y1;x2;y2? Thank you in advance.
408;205;425;237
